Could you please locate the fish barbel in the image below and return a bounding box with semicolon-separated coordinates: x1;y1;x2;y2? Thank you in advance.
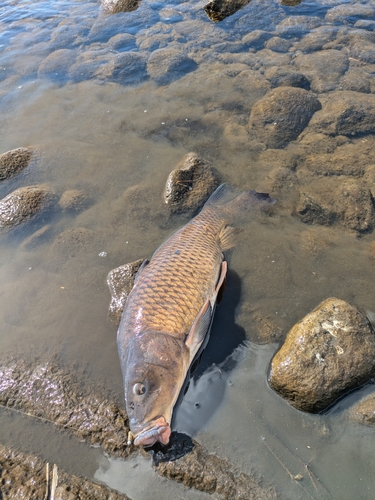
117;183;275;447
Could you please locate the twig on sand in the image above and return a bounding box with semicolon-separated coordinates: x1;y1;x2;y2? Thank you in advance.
43;463;49;500
50;464;58;500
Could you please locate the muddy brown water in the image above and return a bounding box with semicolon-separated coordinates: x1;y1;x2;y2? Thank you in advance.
1;0;375;498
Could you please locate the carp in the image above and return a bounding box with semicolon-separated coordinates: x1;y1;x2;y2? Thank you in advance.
116;183;275;446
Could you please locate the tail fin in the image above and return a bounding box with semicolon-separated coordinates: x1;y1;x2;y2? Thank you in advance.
203;183;276;220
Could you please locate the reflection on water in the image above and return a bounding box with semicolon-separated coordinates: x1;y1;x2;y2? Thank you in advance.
1;0;375;498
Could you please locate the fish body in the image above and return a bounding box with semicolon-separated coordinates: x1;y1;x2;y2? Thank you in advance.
117;183;274;446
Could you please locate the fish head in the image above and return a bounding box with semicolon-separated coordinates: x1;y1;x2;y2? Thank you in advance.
123;332;189;447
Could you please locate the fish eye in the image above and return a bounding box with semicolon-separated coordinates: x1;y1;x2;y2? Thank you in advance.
133;382;146;396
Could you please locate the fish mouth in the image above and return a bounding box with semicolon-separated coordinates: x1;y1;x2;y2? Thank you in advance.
133;416;171;447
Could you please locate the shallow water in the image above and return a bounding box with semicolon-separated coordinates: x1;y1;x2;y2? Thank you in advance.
1;0;375;498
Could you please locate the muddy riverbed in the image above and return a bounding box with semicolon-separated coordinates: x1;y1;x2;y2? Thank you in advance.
1;0;375;498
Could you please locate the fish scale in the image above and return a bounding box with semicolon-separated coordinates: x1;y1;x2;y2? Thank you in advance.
122;208;224;339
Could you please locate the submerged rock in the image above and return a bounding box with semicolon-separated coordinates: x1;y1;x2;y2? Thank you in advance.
38;49;76;82
269;298;375;413
0;359;133;459
295;180;375;233
147;48;197;86
164;152;220;214
307;91;375;138
48;227;96;268
58;189;87;212
107;259;144;325
204;0;251;22
112;52;148;85
0;185;56;230
293;50;348;93
0;147;32;181
248;87;321;149
265;67;310;90
349;394;375;426
0;443;131;500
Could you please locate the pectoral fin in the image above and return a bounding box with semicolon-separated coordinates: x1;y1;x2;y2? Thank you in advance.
134;258;149;283
215;260;227;306
185;261;228;361
185;299;213;361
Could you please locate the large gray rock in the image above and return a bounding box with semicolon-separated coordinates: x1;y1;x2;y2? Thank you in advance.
147;48;197;86
248;87;321;149
164;152;220;214
0;147;32;181
269;298;375;413
307;91;375;138
0;185;56;230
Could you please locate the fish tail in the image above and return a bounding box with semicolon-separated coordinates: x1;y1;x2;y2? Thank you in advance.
203;183;275;219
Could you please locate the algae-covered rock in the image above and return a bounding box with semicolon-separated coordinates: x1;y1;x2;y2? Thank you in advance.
107;259;144;325
0;147;32;181
164;152;220;214
58;189;87;212
0;185;56;230
269;298;375;413
295;180;375;233
307;91;375;138
248;87;321;149
147;48;197;86
294;50;348;93
48;227;96;268
38;49;76;82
